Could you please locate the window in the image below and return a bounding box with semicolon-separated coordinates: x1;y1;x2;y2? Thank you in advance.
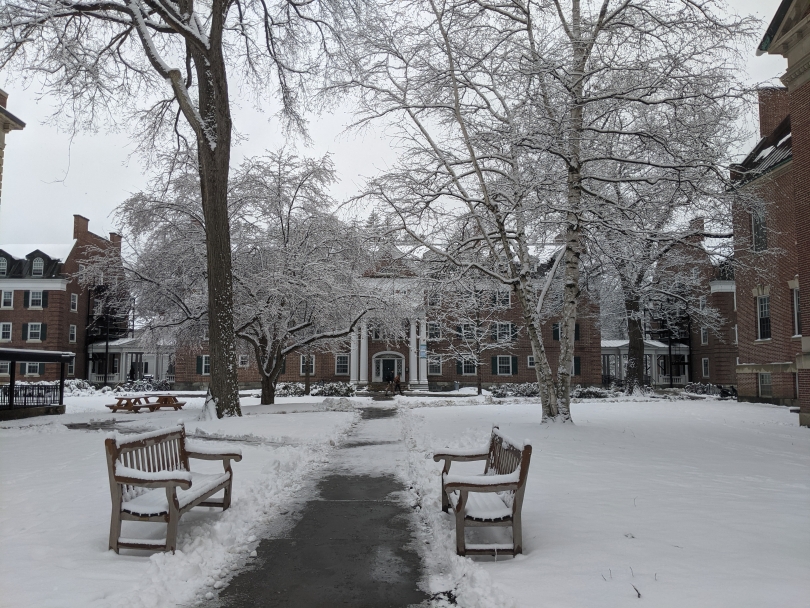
552;323;580;341
30;290;43;308
0;361;9;375
495;289;510;307
460;359;476;375
497;355;512;375
372;327;383;341
751;210;767;251
758;372;772;398
733;324;738;344
1;291;11;308
528;355;535;368
757;296;771;340
461;324;476;339
28;323;42;341
427;293;441;307
573;356;581;376
428;355;442;375
699;296;706;311
701;327;709;345
93;299;102;316
70;293;78;312
67;359;75;376
702;358;710;378
300;355;315;375
202;355;211;375
32;257;44;277
427;322;441;340
495;322;512;342
238;354;250;368
69;325;77;343
792;289;802;336
335;354;350;375
27;362;41;375
0;257;6;276
0;323;10;341
112;357;119;374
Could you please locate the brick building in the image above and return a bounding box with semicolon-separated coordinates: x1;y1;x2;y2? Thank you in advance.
0;215;125;382
731;0;810;424
174;278;602;392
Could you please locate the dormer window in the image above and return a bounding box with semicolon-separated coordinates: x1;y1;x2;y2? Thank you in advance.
32;257;44;277
0;258;6;276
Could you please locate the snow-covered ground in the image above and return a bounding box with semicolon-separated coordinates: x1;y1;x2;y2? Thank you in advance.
396;396;810;608
2;392;807;607
0;393;359;608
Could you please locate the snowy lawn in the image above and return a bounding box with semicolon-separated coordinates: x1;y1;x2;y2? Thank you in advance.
398;396;810;608
0;394;360;608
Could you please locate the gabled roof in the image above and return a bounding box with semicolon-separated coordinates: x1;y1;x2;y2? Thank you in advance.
758;0;796;55
0;105;25;130
0;242;76;262
732;115;792;184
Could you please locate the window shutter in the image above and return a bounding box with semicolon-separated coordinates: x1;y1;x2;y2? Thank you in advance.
20;363;26;375
455;325;462;338
39;363;46;376
511;323;518;341
552;323;559;340
491;356;497;374
196;356;203;375
456;359;463;375
511;356;518;375
40;324;47;341
281;357;286;374
575;323;580;341
491;324;497;341
574;356;581;376
23;291;29;308
22;323;28;341
42;291;49;308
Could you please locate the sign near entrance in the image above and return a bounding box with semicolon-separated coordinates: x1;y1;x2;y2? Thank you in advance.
419;344;427;359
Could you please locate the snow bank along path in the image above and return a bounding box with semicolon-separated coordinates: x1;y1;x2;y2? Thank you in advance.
396;396;810;608
0;396;357;608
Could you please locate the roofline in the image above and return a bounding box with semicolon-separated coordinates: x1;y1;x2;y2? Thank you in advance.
757;0;794;55
0;104;25;129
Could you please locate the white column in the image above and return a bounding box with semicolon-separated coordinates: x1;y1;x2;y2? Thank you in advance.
350;327;359;384
409;319;418;388
418;318;429;386
359;321;369;384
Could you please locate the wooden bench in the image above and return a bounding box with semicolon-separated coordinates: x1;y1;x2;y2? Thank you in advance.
433;426;532;557
104;424;242;553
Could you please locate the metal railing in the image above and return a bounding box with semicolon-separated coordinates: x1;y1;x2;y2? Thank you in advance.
659;375;685;386
0;385;61;409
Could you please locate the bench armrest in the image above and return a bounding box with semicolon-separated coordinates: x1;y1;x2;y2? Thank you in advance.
433;447;489;463
114;463;192;490
185;440;243;462
443;471;520;493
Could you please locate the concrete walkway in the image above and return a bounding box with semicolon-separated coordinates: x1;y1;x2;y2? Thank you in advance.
216;406;429;607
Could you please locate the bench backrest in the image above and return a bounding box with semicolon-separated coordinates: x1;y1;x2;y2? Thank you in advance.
484;426;532;512
104;426;189;502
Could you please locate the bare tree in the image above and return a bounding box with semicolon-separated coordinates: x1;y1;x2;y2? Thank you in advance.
337;0;757;420
0;0;347;415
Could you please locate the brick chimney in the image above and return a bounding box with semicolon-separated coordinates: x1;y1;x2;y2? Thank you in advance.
73;214;90;239
758;88;790;138
109;232;122;249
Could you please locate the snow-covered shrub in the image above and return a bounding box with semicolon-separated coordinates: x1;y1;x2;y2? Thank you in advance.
310;382;355;397
684;382;719;395
274;382;305;397
113;379;172;393
570;385;618;399
490;383;540;398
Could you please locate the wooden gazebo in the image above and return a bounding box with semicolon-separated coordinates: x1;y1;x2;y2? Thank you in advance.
0;348;75;420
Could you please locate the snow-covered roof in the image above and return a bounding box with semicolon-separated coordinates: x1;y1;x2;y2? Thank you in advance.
0;241;77;262
601;339;673;350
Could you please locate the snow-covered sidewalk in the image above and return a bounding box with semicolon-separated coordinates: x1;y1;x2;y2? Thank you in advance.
0;395;358;608
396;396;810;608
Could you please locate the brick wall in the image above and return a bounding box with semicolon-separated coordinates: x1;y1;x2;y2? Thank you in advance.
690;289;738;386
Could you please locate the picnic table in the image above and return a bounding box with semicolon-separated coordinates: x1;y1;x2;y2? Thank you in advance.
105;394;186;413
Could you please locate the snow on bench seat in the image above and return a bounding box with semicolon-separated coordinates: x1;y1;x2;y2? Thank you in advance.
122;472;232;516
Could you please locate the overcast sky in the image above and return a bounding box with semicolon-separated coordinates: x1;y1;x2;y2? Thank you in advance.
0;0;787;246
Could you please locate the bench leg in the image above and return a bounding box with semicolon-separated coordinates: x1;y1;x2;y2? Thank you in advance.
109;509;122;553
455;511;466;556
223;475;233;511
165;487;180;553
512;512;523;555
441;484;450;513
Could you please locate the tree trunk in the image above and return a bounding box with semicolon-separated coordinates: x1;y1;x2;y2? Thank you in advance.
192;34;240;417
477;358;482;395
261;373;276;405
304;355;311;395
624;296;645;393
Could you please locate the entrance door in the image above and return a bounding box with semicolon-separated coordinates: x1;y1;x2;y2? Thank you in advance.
382;359;396;383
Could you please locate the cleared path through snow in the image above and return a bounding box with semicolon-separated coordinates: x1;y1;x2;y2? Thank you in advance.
216;406;429;607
